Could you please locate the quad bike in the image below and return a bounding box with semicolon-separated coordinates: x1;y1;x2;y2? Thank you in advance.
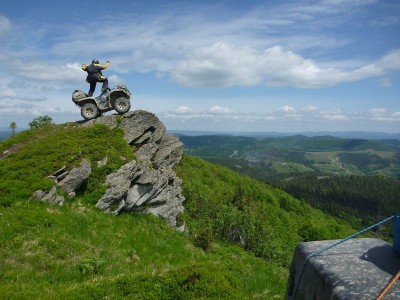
72;85;131;120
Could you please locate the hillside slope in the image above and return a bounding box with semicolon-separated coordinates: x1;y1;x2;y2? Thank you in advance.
0;113;357;299
175;155;354;266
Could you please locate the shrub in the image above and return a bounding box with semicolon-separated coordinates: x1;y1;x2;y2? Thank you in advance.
28;115;53;130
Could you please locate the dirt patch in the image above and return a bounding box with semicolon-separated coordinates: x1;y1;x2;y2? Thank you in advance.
0;143;24;160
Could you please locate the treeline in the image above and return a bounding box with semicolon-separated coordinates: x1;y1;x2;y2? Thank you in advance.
180;134;395;152
338;152;398;174
276;174;400;228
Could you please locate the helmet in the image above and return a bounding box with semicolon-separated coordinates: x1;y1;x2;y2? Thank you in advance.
92;59;99;64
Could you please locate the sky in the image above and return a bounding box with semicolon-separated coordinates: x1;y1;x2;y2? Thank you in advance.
0;0;399;133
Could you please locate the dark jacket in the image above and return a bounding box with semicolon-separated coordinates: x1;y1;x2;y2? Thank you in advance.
82;61;110;83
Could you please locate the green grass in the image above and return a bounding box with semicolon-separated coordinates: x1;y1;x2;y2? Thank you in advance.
0;124;135;206
176;155;356;268
0;124;290;299
0;200;286;299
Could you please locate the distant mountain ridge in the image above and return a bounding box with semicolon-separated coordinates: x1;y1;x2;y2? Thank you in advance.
170;130;400;140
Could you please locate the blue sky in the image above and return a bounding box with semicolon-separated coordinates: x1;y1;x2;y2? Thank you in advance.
0;0;399;132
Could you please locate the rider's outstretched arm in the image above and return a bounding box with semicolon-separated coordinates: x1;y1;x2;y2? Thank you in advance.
94;61;110;70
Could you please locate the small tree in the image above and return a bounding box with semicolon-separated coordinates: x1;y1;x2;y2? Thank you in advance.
28;115;53;130
9;121;17;136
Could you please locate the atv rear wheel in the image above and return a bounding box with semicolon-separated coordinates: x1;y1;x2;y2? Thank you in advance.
114;97;131;114
81;103;100;120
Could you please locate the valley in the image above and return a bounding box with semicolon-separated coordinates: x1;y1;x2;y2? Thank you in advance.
179;134;400;231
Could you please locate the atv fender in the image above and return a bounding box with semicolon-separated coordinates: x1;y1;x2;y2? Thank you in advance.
74;97;97;107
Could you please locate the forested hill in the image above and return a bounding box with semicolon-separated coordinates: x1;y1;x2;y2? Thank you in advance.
277;174;400;227
178;134;400;233
0;121;359;299
180;134;400;178
180;134;395;152
259;135;393;151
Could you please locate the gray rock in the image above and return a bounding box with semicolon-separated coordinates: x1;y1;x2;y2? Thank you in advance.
83;110;185;228
286;238;400;300
95;160;142;211
81;115;118;129
120;110;166;145
30;109;185;228
58;159;92;195
46;166;68;182
97;161;185;227
31;160;92;204
153;134;184;168
31;186;65;206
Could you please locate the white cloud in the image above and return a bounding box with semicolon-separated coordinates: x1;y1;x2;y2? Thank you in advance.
0;16;11;37
0;88;17;97
302;105;318;112
175;106;193;114
22;61;83;83
170;43;399;88
378;49;400;70
208;105;235;115
159;104;400;132
279;105;295;113
0;56;85;83
172;43;263;87
367;108;394;121
369;108;387;114
108;74;125;86
320;108;348;120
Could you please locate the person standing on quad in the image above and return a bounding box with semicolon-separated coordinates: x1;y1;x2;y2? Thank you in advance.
82;59;110;97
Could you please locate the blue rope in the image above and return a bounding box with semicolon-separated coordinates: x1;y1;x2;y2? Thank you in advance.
292;214;399;300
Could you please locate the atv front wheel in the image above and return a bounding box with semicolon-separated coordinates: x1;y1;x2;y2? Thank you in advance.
81;103;100;120
114;97;131;114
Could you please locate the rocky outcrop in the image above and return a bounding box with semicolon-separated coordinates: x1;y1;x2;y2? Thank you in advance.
57;159;91;197
31;110;185;229
83;110;185;229
31;186;65;206
31;159;91;204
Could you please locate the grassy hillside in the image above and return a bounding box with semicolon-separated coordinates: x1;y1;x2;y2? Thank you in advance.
175;156;355;267
0;124;288;299
0;123;135;207
0;124;359;299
